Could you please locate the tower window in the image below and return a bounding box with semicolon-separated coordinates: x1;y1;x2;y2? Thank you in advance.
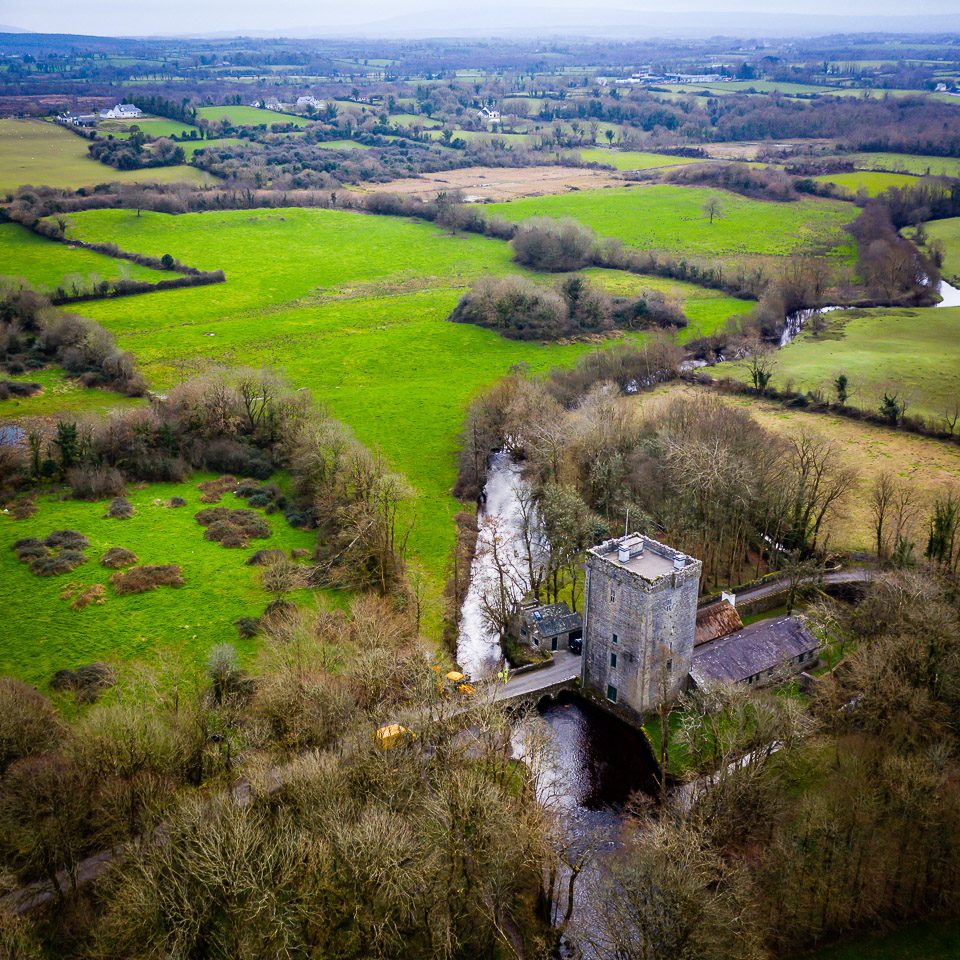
612;632;619;645
609;586;616;603
666;659;673;673
606;684;618;703
610;652;617;669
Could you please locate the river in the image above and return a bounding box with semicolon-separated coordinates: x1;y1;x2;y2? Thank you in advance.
458;455;658;951
781;278;960;345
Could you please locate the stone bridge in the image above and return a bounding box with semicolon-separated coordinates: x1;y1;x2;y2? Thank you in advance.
493;648;581;704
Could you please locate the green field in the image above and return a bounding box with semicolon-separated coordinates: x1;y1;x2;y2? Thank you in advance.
196;105;311;127
578;148;702;171
0;221;167;291
0;476;320;685
486;185;857;260
925;217;960;282
182;137;245;157
316;138;374;151
719;305;960;424
97;116;200;140
46;207;750;592
799;918;960;960
0;119;216;193
814;170;921;197
0;367;142;421
850;152;960;177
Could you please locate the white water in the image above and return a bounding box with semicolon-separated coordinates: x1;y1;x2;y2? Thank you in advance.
456;451;546;678
780;279;960;346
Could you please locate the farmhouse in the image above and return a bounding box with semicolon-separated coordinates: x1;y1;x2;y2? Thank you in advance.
296;95;324;110
581;533;701;717
514;601;583;653
99;103;142;120
689;616;820;689
264;98;285;111
57;113;98;127
477;105;501;123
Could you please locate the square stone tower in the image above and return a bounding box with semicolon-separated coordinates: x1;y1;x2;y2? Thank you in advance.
581;533;701;719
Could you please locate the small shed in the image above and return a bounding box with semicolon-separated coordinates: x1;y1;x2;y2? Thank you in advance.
695;599;743;646
516;601;583;652
689;615;819;689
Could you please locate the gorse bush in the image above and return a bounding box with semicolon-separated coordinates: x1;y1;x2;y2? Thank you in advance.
109;565;185;594
510;216;598;271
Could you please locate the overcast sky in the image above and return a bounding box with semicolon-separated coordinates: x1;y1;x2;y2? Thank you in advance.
3;0;959;37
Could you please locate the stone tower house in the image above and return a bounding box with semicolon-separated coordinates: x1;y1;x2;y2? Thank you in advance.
581;533;701;718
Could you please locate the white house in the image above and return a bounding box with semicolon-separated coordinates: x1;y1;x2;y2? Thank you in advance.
264;98;285;112
99;103;142;120
296;95;324;111
477;105;501;124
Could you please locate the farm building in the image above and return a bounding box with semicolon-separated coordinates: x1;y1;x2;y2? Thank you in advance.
695;599;743;646
57;113;98;127
296;95;324;110
99;103;142;119
581;533;701;717
477;105;501;123
514;601;583;652
689;616;819;689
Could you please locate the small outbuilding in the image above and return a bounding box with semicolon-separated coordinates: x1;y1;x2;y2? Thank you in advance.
689;615;819;689
695;599;743;646
515;601;583;652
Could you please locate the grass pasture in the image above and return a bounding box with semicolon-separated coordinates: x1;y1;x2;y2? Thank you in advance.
48;206;751;589
97;116;200;140
0;367;142;421
814;170;920;197
0;476;320;685
195;105;311;128
718;304;960;427
925;217;960;282
486;185;857;260
0;221;167;291
850;152;960;178
578;148;702;171
0;119;216;192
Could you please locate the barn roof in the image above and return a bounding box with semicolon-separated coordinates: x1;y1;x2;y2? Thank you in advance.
695;600;743;646
690;615;818;686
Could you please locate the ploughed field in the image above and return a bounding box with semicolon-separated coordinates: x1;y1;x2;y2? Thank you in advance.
0;476;321;685
484;184;857;261
0;119;216;192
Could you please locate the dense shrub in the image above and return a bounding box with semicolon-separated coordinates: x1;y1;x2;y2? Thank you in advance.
100;546;137;569
234;616;261;639
30;549;88;576
197;507;270;547
0;678;64;774
166;496;187;508
246;548;286;566
449;274;685;340
49;662;116;702
662;161;799;201
109;564;185;594
68;464;125;501
510;217;598;272
43;530;89;550
105;497;134;519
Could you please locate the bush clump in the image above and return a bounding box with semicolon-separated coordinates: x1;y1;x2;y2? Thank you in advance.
43;529;89;550
234;616;261;639
246;548;286;566
105;496;134;519
109;564;185;594
166;496;187;508
0;677;65;772
49;662;116;703
196;507;270;548
31;549;88;576
100;546;138;569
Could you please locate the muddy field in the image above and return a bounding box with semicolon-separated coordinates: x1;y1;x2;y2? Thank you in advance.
358;164;623;202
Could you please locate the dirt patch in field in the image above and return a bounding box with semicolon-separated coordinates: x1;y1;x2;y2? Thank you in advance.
359;165;623;202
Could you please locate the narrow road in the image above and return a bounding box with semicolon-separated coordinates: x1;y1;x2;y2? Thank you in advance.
494;648;581;702
732;567;876;606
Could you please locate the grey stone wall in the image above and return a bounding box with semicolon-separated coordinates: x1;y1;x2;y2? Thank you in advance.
581;549;701;719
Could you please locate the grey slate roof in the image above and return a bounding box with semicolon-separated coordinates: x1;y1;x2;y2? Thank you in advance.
690;615;818;686
525;601;583;639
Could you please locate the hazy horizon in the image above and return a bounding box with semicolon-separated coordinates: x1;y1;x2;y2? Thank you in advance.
2;0;960;39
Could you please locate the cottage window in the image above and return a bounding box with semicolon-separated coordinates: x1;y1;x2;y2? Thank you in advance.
612;632;619;645
607;684;618;704
520;626;527;637
767;669;774;677
610;652;618;669
609;587;616;603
